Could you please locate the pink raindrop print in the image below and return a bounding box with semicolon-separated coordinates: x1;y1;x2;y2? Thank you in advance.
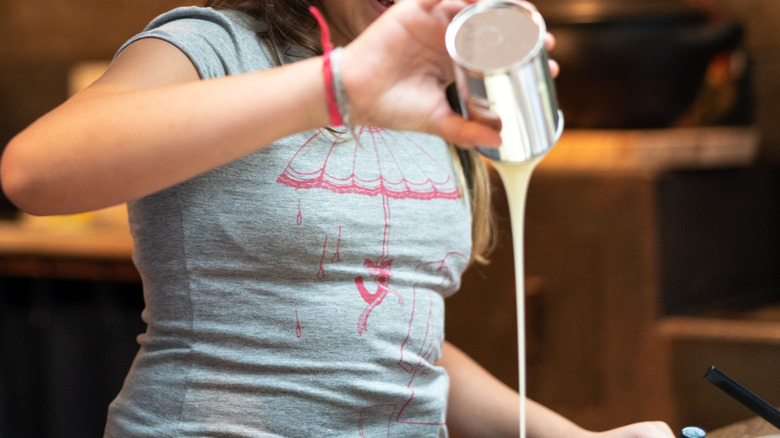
331;225;342;263
295;309;302;338
317;235;328;280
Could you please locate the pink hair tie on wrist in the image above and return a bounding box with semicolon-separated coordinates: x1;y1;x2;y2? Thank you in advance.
309;6;346;128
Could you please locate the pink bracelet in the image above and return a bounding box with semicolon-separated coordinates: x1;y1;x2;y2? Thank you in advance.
309;6;344;127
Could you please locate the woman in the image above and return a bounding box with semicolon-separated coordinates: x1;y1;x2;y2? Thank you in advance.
1;0;675;436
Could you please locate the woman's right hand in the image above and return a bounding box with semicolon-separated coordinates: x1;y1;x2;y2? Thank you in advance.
341;0;503;149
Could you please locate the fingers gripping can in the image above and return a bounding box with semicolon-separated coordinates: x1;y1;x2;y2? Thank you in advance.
446;1;564;163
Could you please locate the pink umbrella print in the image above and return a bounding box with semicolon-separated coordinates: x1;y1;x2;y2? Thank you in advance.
277;127;461;335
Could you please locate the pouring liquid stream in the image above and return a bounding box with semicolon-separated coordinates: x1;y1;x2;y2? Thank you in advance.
491;154;544;438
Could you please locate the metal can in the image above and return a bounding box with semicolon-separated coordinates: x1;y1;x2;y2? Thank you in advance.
446;0;564;163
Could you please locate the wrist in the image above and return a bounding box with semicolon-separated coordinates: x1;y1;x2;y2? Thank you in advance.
337;44;375;128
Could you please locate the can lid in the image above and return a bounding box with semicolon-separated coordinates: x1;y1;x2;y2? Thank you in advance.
446;1;546;72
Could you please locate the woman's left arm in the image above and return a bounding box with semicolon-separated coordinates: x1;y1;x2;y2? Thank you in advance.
437;341;522;437
437;341;675;438
439;341;586;437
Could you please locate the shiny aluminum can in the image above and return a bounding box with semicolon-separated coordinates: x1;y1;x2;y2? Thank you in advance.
446;0;564;163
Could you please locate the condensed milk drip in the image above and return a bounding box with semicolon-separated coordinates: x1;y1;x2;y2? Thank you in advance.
491;155;543;437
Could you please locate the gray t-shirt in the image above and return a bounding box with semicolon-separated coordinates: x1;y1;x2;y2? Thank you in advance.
105;7;472;437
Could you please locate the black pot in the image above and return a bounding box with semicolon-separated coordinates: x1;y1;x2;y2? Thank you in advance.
534;0;743;128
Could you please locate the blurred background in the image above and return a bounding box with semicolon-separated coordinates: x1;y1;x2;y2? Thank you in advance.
0;0;779;437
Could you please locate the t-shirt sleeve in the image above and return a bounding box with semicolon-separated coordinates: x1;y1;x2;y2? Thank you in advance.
116;6;263;80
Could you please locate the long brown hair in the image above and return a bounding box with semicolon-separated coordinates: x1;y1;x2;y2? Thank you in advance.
203;0;495;264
